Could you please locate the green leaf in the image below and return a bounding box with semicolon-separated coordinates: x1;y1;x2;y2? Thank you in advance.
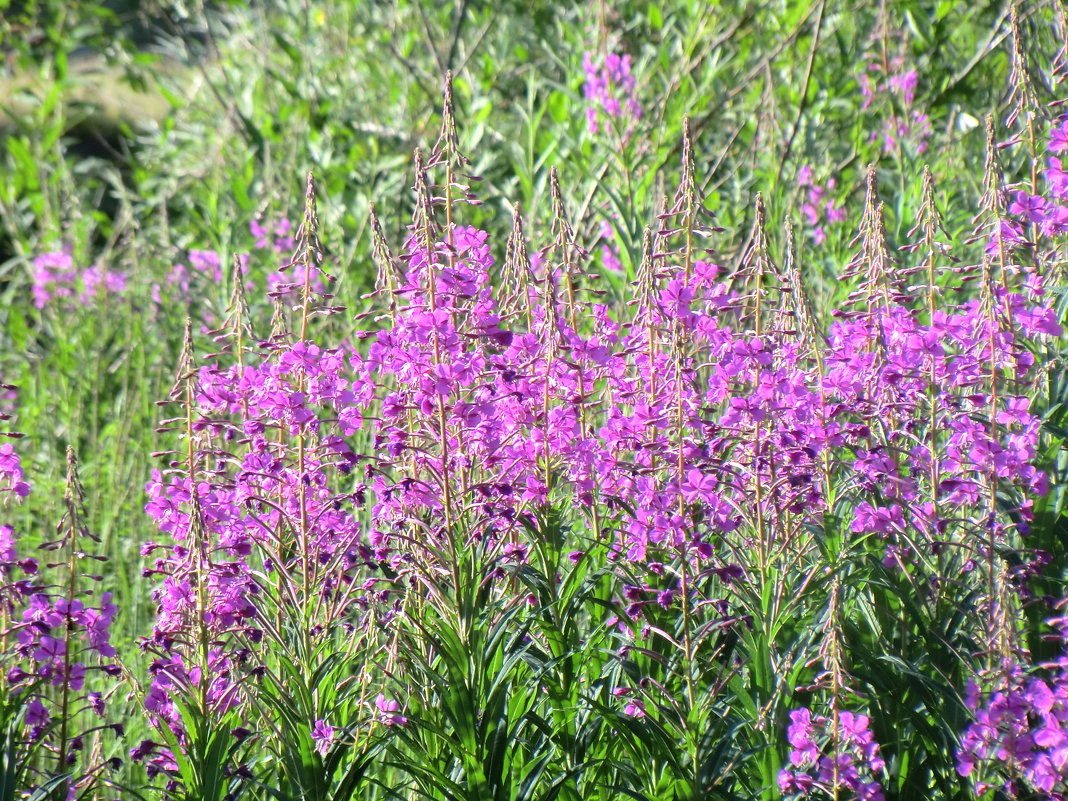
7;306;28;353
548;90;569;125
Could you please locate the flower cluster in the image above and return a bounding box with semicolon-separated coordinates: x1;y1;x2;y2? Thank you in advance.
138;184;393;788
0;447;29;505
250;215;327;301
139;330;374;751
598;220;624;273
251;215;296;253
992;114;1068;260
956;606;1068;797
136;108;1062;798
798;166;847;244
157;249;227;305
152;217;310;319
582;50;641;137
346;165;1058;765
31;250;127;310
0;382;31;582
10;589;121;736
779;708;885;800
860;58;931;155
1;405;123;796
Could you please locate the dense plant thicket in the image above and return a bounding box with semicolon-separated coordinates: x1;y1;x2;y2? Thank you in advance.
5;2;1068;800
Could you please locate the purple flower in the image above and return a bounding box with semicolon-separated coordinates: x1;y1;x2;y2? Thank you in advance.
782;706;884;798
311;719;335;756
680;469;718;505
787;708;820;766
25;697;50;738
622;698;646;718
582;50;642;137
33;636;66;665
88;692;106;716
30;249;127;309
1010;191;1047;224
375;694;408;727
1049;117;1068;153
797;168;845;243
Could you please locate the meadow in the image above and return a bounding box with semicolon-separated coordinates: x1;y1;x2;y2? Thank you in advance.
3;1;1068;799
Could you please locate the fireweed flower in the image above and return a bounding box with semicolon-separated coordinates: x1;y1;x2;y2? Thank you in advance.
1048;115;1068;153
622;698;646;718
798;166;847;244
860;57;931;155
582;50;641;137
137;125;1063;798
311;719;335;755
81;264;128;300
375;694;408;727
31;249;127;310
779;707;885;800
154;248;231;319
957;608;1068;797
251;216;296;253
153;250;259;333
1;433;122;795
32;250;80;309
599;220;624;274
140;182;376;787
1;384;32;617
0;442;30;500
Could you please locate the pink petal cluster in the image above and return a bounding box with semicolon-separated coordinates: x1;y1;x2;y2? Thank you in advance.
31;250;127;310
799;166;848;244
779;708;885;800
957;612;1068;797
860;60;931;155
582;51;641;137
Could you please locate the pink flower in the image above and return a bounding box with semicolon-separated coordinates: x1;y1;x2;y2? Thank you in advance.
311;719;335;755
376;694;408;727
